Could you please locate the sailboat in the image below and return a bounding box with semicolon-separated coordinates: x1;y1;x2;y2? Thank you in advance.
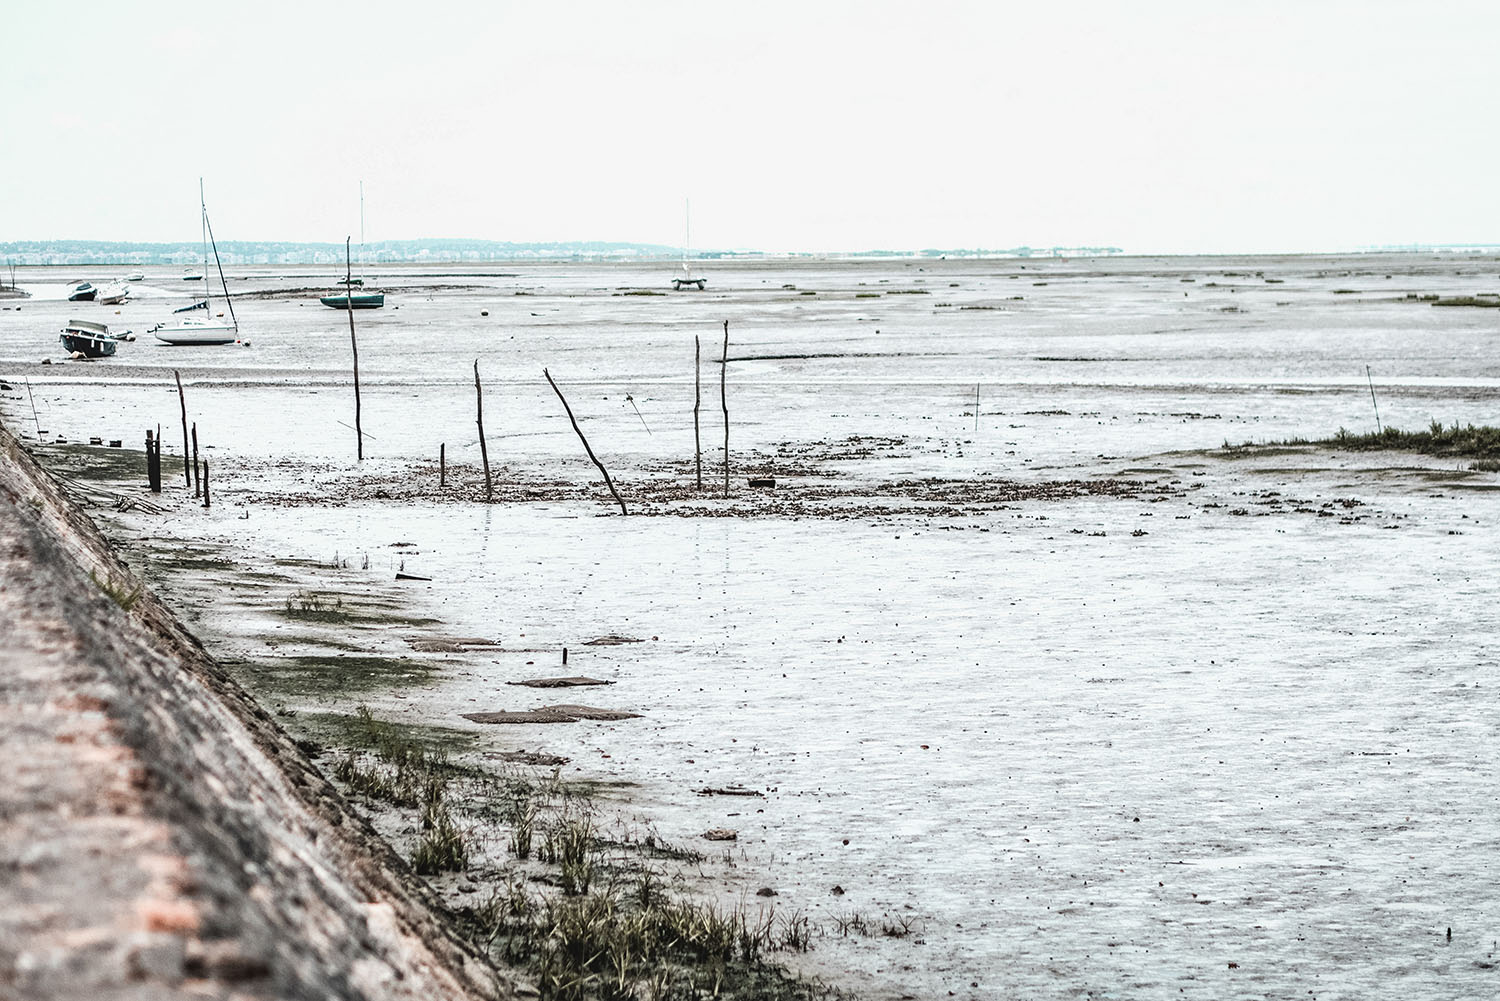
671;198;707;291
321;182;385;309
153;179;240;346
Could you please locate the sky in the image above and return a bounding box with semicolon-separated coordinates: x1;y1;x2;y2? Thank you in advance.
4;0;1498;254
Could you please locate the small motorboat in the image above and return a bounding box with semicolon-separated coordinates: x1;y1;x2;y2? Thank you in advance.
60;319;119;357
125;271;145;281
67;281;98;301
182;267;204;281
97;280;132;305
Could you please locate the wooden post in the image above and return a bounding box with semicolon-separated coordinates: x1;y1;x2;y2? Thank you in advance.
175;369;191;486
201;458;210;509
440;443;446;488
720;320;729;498
694;335;702;490
544;368;627;515
146;429;160;492
347;237;364;461
191;423;200;498
475;361;493;501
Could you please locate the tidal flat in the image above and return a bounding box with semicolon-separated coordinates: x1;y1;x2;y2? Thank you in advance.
4;254;1499;999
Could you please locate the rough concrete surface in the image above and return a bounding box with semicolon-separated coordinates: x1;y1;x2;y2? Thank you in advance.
0;419;527;1000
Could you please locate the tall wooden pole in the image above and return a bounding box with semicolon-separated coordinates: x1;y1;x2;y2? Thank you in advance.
475;361;493;501
694;335;702;490
720;320;729;498
544;368;627;515
175;370;191;486
191;422;200;498
347;237;363;460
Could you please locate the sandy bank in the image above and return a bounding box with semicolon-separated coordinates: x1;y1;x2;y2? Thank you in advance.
0;417;529;999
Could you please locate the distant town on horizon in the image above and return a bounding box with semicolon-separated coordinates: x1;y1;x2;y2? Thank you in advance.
2;239;1497;267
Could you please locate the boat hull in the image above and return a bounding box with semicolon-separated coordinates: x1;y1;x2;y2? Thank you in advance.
153;319;238;346
320;292;385;309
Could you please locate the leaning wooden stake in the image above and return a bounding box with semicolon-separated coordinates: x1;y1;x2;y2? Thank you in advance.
347;237;364;460
694;335;703;490
191;422;200;498
175;370;191;486
720;320;729;498
1366;365;1382;434
440;443;446;488
201;458;210;509
544;368;627;515
475;361;493;501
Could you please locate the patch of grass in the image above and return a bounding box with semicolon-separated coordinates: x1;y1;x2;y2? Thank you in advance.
282;591;351;622
1471;459;1500;472
1229;422;1500;459
235;654;437;698
90;569;143;610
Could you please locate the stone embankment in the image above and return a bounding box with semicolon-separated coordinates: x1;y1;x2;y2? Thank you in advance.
0;420;527;1000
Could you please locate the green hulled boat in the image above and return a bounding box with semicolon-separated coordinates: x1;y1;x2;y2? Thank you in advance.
320;291;385;309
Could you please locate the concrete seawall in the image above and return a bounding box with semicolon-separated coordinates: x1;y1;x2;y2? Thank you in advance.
0;421;526;1000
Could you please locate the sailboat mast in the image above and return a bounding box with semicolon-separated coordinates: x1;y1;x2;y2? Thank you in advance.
359;180;366;282
199;177;209;286
683;197;691;263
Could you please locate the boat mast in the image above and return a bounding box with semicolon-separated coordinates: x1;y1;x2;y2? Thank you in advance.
359;180;366;283
683;197;691;266
199;177;209;293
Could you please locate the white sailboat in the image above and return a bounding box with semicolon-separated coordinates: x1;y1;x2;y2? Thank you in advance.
671;198;707;291
154;179;240;346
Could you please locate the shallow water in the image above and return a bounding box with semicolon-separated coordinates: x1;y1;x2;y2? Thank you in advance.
4;254;1499;999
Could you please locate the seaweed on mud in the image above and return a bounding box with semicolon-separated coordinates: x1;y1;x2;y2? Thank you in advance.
230;653;440;697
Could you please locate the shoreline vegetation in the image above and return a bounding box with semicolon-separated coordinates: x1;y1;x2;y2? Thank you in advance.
1222;422;1500;471
325;706;853;1001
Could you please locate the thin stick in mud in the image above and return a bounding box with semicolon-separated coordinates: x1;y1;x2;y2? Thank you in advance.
544;367;627;515
1366;365;1382;434
440;442;446;489
694;335;702;490
474;362;492;501
175;370;191;487
347;237;363;461
202;457;209;509
191;422;200;498
721;320;729;497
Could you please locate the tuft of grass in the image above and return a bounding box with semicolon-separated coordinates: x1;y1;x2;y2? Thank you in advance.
90;569;143;611
1223;422;1500;460
282;591;350;622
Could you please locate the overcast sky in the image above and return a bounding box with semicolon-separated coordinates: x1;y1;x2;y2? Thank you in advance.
4;0;1496;254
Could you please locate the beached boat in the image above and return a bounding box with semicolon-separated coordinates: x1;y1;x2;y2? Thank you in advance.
321;183;385;309
181;267;204;281
67;281;97;301
153;315;238;346
59;319;118;358
670;200;707;291
320;291;385;309
97;281;131;305
125;271;144;281
153;179;241;346
173;299;208;313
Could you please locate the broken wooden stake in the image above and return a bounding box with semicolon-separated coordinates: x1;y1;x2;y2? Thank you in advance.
475;361;493;501
544;367;627;515
175;370;191;487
